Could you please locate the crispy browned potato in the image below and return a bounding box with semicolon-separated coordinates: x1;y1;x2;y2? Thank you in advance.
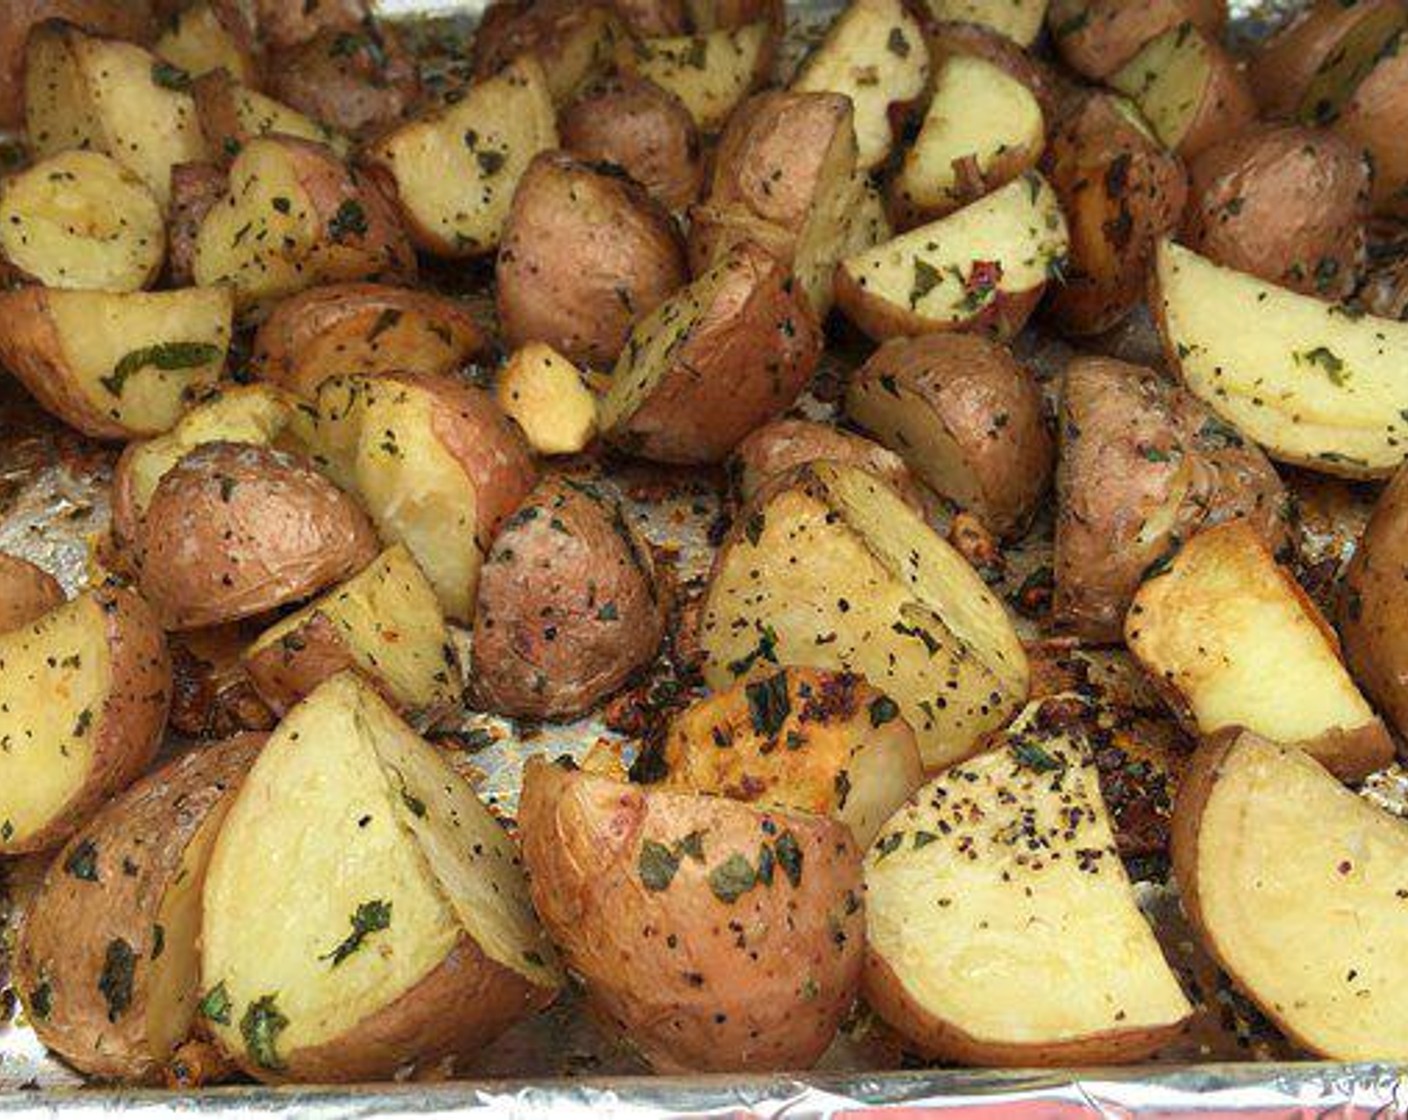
560;75;704;212
1048;0;1226;80
13;735;263;1081
1333;32;1408;219
1182;126;1369;300
267;24;421;140
167;625;276;740
600;240;822;464
519;757;865;1072
473;476;666;719
0;585;171;856
472;0;624;105
155;0;261;85
136;442;380;630
0;0;156;128
252;0;369;51
0;553;64;631
190;70;350;161
847;334;1053;539
167;162;225;287
251;283;485;399
1054;356;1290;643
497;151;687;369
1042;92;1187;336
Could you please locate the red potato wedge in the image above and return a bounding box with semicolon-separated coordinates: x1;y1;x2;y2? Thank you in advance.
1333;33;1408;219
0;585;171;856
266;24;421;141
495;344;600;456
1048;0;1227;80
0;554;64;632
190;70;351;162
252;0;368;51
167;162;226;288
471;0;624;106
155;0;261;85
618;22;774;133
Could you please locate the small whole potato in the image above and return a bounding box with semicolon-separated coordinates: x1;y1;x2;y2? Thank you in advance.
473;476;666;719
137;441;380;630
1182;125;1369;300
267;23;421;140
496;151;688;368
560;75;704;212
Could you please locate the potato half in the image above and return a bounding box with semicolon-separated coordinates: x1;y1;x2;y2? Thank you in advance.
471;0;624;106
0;285;231;441
0;586;170;855
1126;521;1393;781
364;55;557;258
922;0;1049;47
200;673;561;1082
1153;239;1408;479
618;23;773;133
253;0;368;51
1173;730;1408;1060
700;460;1029;770
657;667;923;847
25;22;210;206
0;553;64;632
495;343;600;456
155;0;260;85
190;70;350;160
519;757;864;1072
864;694;1192;1065
835;172;1069;341
266;24;420;142
1048;0;1226;80
14;735;263;1081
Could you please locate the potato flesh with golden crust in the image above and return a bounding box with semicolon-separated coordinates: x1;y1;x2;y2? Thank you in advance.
495;343;600;456
619;23;773;133
600;240;822;464
14;735;263;1082
190;70;350;161
519;757;864;1073
496;151;687;369
0;554;64;632
846;333;1053;539
137;442;380;631
1048;0;1226;80
0;586;170;855
864;695;1192;1065
201;673;561;1082
1126;521;1392;781
1333;34;1408;219
701;461;1029;770
659;667;923;847
1173;730;1408;1060
0;285;232;441
1153;239;1408;478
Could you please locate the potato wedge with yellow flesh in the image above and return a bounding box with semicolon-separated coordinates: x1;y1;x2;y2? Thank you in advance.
1153;240;1408;479
864;695;1192;1065
0;286;231;441
619;23;771;133
701;461;1028;770
0;150;165;291
1298;6;1406;126
14;735;262;1082
364;56;556;258
890;54;1045;224
470;0;624;106
1174;730;1408;1060
191;71;350;160
25;23;210;206
1126;521;1392;781
496;343;599;456
0;587;170;856
791;0;929;171
921;0;1049;47
200;673;560;1082
1109;23;1254;159
155;1;259;84
243;545;459;718
835;172;1068;342
659;667;923;847
0;554;63;632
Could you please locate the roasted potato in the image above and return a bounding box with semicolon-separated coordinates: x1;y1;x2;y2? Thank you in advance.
656;667;923;847
1109;22;1256;159
266;24;421;140
167;626;276;741
0;553;64;631
495;343;600;456
25;22;210;206
299;373;537;621
1041;92;1187;336
14;735;263;1081
519;757;865;1072
0;585;170;856
1173;729;1408;1059
155;0;260;85
167;161;226;287
1048;0;1227;80
611;0;689;36
0;285;232;440
190;70;350;160
559;75;704;212
599;240;822;464
252;0;368;51
472;476;665;720
136;442;380;631
864;695;1192;1064
243;545;459;718
929;20;1059;120
920;0;1050;47
250;283;485;399
0;150;166;292
471;0;624;106
791;0;929;171
618;22;774;132
497;151;687;369
1182;126;1369;300
1152;239;1408;478
701;461;1029;770
1054;356;1290;643
1126;521;1393;781
1333;31;1408;219
194;136;413;312
834;172;1069;342
200;673;561;1082
364;55;557;258
846;333;1053;539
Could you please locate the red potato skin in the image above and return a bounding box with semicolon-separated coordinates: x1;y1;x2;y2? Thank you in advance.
1334;41;1408;219
833;268;1047;344
610;0;688;36
0;553;64;632
1176;37;1258;160
1048;0;1227;80
252;0;369;51
167;162;226;288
